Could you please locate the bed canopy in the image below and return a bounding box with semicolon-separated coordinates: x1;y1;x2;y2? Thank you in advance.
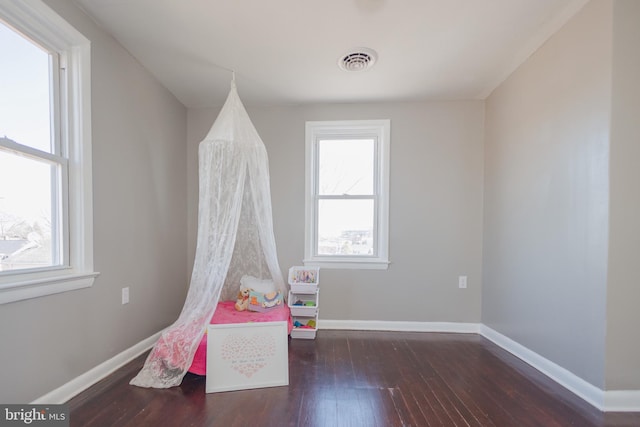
130;78;286;388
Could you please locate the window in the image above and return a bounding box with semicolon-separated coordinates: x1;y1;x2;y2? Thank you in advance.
304;120;390;269
0;0;96;304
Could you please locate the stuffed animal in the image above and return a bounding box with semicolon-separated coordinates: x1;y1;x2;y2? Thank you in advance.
234;287;250;311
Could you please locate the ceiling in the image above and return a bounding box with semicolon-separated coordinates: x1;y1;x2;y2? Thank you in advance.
73;0;588;108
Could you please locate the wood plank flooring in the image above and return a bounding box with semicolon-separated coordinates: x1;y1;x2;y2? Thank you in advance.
67;330;640;426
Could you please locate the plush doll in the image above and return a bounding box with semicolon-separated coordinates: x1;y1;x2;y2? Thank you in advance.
234;287;250;311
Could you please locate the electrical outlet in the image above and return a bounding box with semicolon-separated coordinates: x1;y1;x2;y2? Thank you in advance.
458;276;467;289
122;287;130;304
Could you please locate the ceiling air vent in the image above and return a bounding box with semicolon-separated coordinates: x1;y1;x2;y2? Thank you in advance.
338;47;378;72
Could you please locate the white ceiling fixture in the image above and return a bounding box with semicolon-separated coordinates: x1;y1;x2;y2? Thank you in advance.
338;48;378;72
73;0;589;108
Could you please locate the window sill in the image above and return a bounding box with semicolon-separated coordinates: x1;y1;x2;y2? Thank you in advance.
303;258;389;270
0;271;100;305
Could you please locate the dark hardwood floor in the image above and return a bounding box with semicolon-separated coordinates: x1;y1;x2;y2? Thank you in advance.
68;330;640;426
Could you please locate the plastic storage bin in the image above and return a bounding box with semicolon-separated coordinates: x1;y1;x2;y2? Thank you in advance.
288;290;319;317
291;316;317;339
288;266;320;339
290;327;317;339
288;266;319;293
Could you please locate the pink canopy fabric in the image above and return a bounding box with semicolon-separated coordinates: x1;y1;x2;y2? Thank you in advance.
130;80;286;388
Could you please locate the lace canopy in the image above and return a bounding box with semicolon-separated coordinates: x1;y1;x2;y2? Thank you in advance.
130;80;285;388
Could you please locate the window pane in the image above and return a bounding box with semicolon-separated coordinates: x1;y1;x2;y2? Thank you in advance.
0;21;53;153
317;199;374;256
0;150;57;272
318;139;374;195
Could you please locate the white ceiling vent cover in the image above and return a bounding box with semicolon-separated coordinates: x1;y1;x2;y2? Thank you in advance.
338;47;378;72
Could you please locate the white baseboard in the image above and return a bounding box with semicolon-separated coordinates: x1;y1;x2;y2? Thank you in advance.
321;320;640;412
31;331;161;404
32;321;640;412
479;325;605;410
319;319;480;334
479;325;640;412
604;390;640;412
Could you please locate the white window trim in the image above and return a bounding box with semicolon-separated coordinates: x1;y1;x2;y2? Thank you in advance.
304;119;390;270
0;0;98;304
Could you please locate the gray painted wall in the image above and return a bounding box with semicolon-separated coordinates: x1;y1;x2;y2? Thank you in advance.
483;0;611;388
606;0;640;390
5;0;639;404
0;0;188;403
187;101;485;323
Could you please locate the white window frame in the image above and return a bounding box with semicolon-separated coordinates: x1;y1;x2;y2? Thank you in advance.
304;120;390;270
0;0;97;304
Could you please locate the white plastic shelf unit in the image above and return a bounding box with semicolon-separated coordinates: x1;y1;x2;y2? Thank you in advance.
288;266;319;339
